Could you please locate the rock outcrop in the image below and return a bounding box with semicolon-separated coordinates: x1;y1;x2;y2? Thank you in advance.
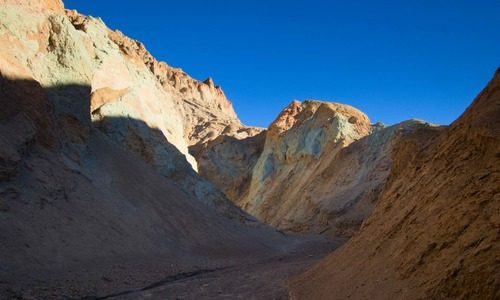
103;27;257;151
290;69;500;299
198;99;440;237
244;100;372;233
2;0;65;14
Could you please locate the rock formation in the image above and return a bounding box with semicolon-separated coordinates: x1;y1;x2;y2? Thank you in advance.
290;69;500;299
198;131;267;205
1;0;498;299
0;1;293;298
197;99;440;237
0;0;265;217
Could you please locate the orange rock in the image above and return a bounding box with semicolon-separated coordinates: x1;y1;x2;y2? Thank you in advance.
0;0;64;14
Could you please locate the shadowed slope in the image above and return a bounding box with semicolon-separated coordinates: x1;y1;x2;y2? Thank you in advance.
0;79;292;299
290;70;500;299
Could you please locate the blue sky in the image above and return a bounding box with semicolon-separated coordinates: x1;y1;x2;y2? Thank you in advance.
65;0;499;127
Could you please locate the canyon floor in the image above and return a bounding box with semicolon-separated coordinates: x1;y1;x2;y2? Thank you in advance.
82;236;341;300
1;235;340;300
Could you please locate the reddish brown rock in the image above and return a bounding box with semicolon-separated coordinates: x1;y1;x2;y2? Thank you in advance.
90;87;128;114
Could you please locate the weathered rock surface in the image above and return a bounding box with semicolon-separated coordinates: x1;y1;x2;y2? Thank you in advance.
0;1;300;298
102;25;262;155
0;0;260;216
245;100;371;232
0;115;290;298
2;0;64;14
255;117;440;237
290;69;500;299
198;131;267;206
198;99;440;237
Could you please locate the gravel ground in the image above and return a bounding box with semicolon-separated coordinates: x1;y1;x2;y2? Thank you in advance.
95;236;343;300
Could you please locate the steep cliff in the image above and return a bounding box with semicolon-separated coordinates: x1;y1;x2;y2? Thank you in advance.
290;70;500;299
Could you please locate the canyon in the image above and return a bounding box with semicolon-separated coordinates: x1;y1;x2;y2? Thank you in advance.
0;0;498;299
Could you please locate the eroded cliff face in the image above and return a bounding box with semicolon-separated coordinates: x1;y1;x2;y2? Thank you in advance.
290;70;500;300
245;101;372;231
197;99;440;237
254;117;440;237
102;26;259;152
0;1;260;214
3;0;442;241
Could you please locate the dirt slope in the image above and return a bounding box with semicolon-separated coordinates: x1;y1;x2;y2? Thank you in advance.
0;78;292;299
290;69;500;299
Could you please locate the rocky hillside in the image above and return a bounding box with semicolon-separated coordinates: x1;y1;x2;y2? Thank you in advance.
290;70;500;299
0;1;297;298
0;0;265;216
198;99;440;237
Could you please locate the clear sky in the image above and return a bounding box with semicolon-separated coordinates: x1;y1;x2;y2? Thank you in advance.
65;0;499;127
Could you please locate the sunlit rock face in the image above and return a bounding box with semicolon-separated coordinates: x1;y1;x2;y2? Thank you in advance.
1;0;65;14
243;100;374;235
197;99;439;237
197;131;267;206
0;1;256;213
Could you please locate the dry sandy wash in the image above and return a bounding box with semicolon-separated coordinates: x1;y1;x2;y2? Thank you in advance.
0;0;498;299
